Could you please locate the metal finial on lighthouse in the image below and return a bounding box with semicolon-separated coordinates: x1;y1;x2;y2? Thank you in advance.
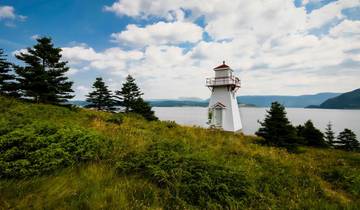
206;61;243;132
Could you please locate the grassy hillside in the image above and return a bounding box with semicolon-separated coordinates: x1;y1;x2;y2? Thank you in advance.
0;96;359;209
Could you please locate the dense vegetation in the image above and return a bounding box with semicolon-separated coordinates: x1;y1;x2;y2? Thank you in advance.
1;37;156;120
0;96;359;209
257;102;359;152
14;37;74;103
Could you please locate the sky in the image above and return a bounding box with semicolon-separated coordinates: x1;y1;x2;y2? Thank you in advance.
0;0;359;100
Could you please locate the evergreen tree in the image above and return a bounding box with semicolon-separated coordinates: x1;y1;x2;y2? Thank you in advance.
256;102;299;148
14;37;74;103
297;120;327;147
86;77;115;111
115;75;157;120
324;121;336;147
115;75;143;112
131;98;158;121
335;129;359;152
0;49;18;97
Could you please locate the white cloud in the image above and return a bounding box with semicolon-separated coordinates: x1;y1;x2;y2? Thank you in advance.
0;5;27;26
329;19;360;38
305;0;359;30
0;6;15;19
111;21;203;47
30;34;41;40
15;1;360;99
61;45;144;76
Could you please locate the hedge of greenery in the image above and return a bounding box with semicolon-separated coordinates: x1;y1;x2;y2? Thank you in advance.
116;141;248;209
0;122;110;178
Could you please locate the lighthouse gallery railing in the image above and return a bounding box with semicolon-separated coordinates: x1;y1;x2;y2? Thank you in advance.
206;76;241;87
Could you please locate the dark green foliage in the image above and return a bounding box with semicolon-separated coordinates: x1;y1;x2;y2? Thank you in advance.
131;98;158;121
325;121;336;147
86;77;115;111
115;75;157;121
319;88;360;109
322;167;360;196
335;129;359;152
115;75;143;112
163;121;177;129
0;122;110;178
116;141;248;208
256;102;299;149
0;49;18;97
14;37;74;104
297;120;327;147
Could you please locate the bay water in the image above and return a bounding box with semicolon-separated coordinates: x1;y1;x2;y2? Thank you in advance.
153;107;360;137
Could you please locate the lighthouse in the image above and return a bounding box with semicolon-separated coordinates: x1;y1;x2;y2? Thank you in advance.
206;61;242;132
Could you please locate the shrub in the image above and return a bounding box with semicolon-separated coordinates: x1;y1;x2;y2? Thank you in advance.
0;122;110;178
322;167;360;196
256;102;299;150
296;120;327;147
335;129;359;152
163;120;177;129
116;141;248;208
106;113;124;125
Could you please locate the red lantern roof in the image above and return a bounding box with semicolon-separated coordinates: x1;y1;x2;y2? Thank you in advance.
214;61;230;70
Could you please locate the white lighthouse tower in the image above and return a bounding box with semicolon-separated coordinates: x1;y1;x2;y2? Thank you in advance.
206;61;242;132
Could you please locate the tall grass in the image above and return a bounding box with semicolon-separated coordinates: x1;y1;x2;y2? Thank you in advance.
0;96;359;209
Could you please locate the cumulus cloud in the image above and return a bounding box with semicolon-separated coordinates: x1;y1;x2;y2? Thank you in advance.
61;45;144;76
305;0;359;29
111;21;203;47
0;6;16;19
64;0;360;99
0;5;27;26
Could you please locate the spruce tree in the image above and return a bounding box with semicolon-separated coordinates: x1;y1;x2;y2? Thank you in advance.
335;129;359;152
0;49;18;97
115;75;143;112
86;77;115;111
325;121;335;147
256;102;299;148
14;37;74;103
131;98;158;121
297;120;327;147
115;75;157;120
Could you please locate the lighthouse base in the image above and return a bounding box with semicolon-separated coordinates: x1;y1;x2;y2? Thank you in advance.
207;87;243;132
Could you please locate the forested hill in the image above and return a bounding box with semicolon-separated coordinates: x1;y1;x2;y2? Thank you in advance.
312;88;360;109
238;92;340;107
140;92;340;107
1;96;359;209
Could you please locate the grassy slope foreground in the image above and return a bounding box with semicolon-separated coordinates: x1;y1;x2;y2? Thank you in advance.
0;97;359;209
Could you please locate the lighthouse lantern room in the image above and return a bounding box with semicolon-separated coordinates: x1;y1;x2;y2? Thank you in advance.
206;61;243;132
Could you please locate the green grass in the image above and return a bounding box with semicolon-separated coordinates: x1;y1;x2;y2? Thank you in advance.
0;96;359;209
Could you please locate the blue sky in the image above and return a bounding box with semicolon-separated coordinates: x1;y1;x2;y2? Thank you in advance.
1;0;359;99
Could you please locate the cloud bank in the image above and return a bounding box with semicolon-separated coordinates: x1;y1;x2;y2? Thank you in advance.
61;0;360;99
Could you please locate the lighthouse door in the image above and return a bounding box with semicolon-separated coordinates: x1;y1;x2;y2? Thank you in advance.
214;108;223;127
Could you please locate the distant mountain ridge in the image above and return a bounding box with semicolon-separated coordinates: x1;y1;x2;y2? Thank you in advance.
147;92;340;108
307;89;360;109
238;92;341;108
68;92;341;108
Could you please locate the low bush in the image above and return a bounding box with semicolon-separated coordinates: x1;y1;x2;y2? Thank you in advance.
106;113;124;125
0;122;110;178
116;141;248;208
322;167;360;196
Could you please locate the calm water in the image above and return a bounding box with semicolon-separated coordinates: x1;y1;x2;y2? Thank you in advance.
153;107;360;137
